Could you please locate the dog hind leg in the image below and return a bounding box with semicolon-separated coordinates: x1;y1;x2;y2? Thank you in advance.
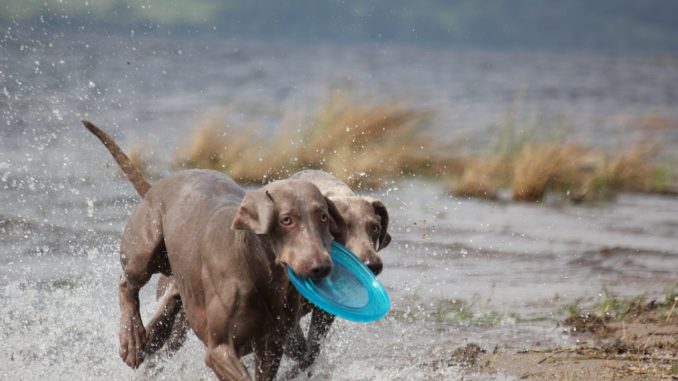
118;200;167;368
145;276;190;361
144;279;183;356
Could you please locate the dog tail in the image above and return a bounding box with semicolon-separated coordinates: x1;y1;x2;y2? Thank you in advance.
82;120;151;197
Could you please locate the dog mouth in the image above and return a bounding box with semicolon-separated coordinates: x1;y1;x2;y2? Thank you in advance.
283;257;333;280
361;258;383;276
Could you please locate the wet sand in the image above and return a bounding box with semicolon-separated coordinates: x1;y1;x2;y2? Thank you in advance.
466;299;678;380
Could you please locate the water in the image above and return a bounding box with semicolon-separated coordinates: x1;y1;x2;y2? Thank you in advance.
1;31;678;380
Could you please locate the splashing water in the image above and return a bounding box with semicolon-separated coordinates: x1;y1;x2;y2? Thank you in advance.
2;32;678;381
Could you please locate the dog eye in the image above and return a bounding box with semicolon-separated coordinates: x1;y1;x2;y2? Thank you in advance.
320;213;329;223
280;216;293;226
372;225;380;234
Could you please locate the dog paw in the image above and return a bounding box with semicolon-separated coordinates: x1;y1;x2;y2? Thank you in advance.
119;313;146;368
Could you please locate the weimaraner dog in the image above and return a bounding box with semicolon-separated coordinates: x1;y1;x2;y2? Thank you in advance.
152;171;393;377
152;169;393;376
83;121;347;380
283;170;391;375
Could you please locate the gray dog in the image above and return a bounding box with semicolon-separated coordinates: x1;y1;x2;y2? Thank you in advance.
84;121;347;380
151;172;392;376
283;170;391;375
154;170;393;377
151;170;391;378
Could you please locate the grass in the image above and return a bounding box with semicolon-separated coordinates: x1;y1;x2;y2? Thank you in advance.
511;142;584;201
451;138;673;202
451;155;505;199
561;287;678;324
388;295;521;327
555;288;678;380
174;95;456;189
426;299;519;326
173;94;674;201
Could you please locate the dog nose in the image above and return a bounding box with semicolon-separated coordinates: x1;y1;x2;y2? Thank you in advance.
309;262;332;280
364;257;383;275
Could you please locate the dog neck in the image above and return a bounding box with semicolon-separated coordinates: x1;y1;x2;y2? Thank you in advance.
236;231;301;326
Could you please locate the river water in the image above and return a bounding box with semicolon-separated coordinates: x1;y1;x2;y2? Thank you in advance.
1;32;678;380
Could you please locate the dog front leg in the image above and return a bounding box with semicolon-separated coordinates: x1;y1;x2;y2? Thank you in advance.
205;342;251;381
283;307;335;379
255;337;284;381
282;324;307;362
301;307;335;369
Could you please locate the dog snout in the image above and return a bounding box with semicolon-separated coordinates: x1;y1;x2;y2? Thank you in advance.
304;250;333;280
364;256;383;275
310;242;334;278
353;244;383;275
309;260;333;280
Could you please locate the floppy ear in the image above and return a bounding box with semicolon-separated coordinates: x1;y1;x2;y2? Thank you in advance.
325;197;347;245
367;198;391;251
231;190;275;234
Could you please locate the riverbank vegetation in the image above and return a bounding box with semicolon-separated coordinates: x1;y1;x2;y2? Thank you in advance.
171;96;675;202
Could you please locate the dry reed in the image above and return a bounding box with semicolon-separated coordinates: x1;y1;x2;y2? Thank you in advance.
173;95;673;201
451;140;671;202
175;95;443;189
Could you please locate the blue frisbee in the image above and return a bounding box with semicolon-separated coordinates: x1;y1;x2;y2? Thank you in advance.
287;241;390;322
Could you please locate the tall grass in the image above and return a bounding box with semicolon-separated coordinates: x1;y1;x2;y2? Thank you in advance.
451;155;506;199
174;95;454;189
451;139;671;202
511;142;588;201
174;95;673;201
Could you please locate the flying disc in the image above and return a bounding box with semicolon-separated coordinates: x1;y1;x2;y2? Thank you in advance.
287;241;391;322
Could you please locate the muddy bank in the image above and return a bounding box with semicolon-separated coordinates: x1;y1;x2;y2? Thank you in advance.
461;296;678;380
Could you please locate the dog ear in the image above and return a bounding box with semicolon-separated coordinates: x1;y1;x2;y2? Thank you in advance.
367;197;391;251
231;190;275;234
325;196;347;245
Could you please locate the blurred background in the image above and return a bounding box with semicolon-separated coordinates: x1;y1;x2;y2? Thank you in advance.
1;1;677;380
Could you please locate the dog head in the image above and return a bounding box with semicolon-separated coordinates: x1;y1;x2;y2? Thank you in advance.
329;196;391;275
231;180;346;280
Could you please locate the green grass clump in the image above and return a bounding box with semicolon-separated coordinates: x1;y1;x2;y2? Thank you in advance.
561;287;678;325
430;299;519;326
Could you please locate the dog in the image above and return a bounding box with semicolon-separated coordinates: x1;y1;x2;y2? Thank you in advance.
153;170;393;377
83;121;347;380
283;169;391;374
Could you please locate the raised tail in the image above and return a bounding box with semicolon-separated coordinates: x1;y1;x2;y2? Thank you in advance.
82;120;151;197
